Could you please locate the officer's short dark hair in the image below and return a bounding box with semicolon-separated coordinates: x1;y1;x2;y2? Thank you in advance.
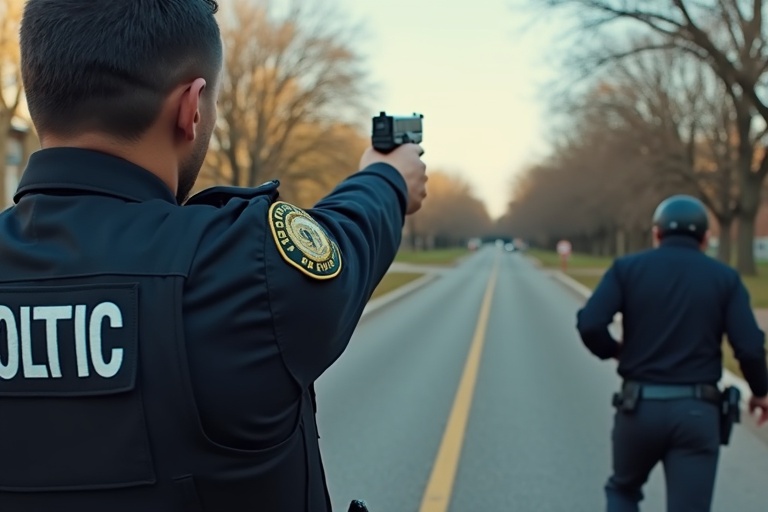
20;0;222;141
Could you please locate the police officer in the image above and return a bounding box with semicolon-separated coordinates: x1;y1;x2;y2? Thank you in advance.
576;194;768;512
0;1;427;511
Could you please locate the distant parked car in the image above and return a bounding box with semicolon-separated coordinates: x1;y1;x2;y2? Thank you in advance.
504;243;516;253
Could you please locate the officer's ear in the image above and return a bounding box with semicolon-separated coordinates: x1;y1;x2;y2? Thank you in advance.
700;230;711;250
176;78;207;142
651;226;661;247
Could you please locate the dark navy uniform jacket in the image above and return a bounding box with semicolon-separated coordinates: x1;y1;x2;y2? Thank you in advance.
577;235;768;397
0;148;408;511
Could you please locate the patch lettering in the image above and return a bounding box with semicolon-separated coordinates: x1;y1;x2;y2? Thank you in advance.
269;201;342;279
0;284;138;397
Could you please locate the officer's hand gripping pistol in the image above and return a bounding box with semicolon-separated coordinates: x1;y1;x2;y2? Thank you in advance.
371;111;423;154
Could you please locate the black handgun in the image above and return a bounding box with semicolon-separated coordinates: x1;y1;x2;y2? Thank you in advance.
719;386;741;445
371;111;423;153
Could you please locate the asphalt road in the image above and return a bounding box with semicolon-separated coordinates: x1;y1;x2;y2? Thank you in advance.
315;245;768;512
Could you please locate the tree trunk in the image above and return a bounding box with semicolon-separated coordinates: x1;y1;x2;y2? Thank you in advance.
736;213;757;275
736;174;760;276
616;228;626;257
636;227;652;252
590;235;601;255
602;231;613;256
716;217;733;264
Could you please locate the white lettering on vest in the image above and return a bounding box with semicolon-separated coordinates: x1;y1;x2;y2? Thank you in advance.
74;305;89;378
89;302;123;379
0;306;19;380
0;302;125;381
33;306;72;379
21;306;48;379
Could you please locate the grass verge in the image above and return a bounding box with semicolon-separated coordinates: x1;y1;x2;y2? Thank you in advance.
741;273;768;309
722;342;741;376
371;272;424;300
526;248;614;270
395;248;468;266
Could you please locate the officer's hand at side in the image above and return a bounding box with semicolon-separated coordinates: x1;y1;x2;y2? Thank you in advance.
360;144;427;215
748;395;768;426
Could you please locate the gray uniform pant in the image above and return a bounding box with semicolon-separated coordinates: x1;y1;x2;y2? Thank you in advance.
605;398;720;512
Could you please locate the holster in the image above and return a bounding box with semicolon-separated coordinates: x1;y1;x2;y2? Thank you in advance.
719;386;741;446
612;381;641;413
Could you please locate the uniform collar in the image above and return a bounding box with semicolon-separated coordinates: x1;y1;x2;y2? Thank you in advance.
660;234;703;250
14;147;177;204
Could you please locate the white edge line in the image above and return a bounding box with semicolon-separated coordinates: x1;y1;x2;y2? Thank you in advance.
362;272;440;319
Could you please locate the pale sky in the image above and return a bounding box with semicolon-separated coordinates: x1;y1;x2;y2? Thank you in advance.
334;0;564;219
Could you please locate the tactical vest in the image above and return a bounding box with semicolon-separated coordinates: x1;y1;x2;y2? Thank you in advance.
0;182;331;511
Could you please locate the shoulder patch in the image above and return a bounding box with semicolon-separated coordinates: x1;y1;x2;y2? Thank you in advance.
268;201;342;280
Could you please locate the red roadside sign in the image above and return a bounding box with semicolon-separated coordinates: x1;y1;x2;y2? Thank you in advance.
557;240;572;271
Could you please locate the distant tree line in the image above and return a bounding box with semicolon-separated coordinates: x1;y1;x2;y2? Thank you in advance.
500;0;768;275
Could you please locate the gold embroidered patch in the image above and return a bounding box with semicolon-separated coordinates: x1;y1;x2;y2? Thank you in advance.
268;201;342;280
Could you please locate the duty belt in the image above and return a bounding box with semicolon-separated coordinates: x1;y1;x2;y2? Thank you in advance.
614;382;738;445
626;382;721;404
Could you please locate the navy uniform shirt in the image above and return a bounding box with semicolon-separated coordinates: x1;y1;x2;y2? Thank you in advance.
1;147;407;504
577;235;768;397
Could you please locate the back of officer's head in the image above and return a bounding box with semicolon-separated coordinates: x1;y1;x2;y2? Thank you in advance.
19;0;222;142
652;194;710;247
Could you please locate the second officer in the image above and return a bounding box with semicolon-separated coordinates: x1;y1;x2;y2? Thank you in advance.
576;194;768;512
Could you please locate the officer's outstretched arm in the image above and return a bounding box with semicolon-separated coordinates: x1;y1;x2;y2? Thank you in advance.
576;263;623;360
725;278;768;398
265;163;408;387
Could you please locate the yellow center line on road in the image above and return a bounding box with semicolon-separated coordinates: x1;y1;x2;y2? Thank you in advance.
419;252;500;512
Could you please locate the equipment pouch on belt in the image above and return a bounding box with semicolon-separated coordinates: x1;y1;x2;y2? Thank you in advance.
612;381;641;413
719;386;741;446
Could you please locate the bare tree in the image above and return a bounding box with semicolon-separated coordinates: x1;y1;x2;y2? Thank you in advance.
208;0;370;191
589;48;741;261
532;0;768;274
500;85;689;255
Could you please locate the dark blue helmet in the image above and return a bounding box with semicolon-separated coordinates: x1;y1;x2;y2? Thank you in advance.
652;195;709;241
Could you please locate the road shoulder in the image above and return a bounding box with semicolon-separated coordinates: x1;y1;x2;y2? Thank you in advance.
362;260;456;319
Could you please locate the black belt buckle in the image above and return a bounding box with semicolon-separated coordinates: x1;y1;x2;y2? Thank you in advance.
613;382;641;413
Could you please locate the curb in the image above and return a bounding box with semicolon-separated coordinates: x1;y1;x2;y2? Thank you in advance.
547;268;751;404
550;270;594;299
361;272;440;319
